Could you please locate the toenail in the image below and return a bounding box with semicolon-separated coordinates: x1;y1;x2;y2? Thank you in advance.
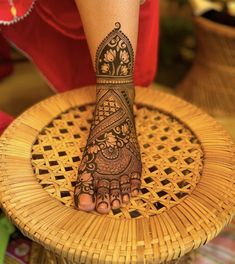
78;203;95;212
79;194;94;205
76;194;95;212
112;200;120;209
122;194;129;203
97;203;110;214
98;202;108;210
132;189;139;196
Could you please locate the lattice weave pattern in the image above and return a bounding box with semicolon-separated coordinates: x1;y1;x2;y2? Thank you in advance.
1;87;234;264
31;104;203;219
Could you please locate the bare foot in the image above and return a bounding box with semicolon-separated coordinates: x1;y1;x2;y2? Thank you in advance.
74;22;142;214
74;85;142;213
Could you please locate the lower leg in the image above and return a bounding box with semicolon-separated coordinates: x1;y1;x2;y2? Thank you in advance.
73;0;142;213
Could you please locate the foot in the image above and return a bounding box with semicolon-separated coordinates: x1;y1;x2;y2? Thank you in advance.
74;85;142;213
74;22;142;213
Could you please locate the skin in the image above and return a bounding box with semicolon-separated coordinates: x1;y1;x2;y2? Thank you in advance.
74;0;142;214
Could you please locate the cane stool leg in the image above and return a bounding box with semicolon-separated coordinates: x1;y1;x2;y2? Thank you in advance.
30;244;197;264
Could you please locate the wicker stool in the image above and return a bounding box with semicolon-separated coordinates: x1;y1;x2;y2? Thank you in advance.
0;86;234;264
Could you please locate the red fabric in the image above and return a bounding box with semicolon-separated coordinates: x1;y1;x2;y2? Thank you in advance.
0;0;159;92
0;111;13;135
0;33;13;79
36;0;85;40
0;0;34;23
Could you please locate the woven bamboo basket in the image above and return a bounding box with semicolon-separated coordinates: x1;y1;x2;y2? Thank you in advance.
176;16;235;117
0;86;235;264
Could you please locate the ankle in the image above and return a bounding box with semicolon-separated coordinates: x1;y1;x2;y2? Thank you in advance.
96;82;135;107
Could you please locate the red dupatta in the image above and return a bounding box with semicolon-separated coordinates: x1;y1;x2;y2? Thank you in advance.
0;0;159;92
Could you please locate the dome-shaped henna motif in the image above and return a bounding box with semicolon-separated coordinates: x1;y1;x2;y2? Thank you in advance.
96;22;134;84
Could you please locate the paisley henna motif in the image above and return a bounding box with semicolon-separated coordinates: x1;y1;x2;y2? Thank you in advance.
74;23;142;212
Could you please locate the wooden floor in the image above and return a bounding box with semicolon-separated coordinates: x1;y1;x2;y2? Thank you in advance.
0;61;234;141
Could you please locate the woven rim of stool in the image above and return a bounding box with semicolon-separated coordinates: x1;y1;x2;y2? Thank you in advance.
0;86;235;263
195;16;235;38
176;17;235;117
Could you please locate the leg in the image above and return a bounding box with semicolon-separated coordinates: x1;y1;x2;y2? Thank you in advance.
74;0;142;214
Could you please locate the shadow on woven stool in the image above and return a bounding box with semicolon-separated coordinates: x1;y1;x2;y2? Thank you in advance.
0;86;234;264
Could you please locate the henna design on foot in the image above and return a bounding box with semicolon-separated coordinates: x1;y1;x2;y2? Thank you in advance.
74;22;142;213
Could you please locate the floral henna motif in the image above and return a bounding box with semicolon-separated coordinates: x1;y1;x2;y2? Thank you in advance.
74;172;95;206
96;179;110;209
74;22;142;212
96;22;134;85
96;22;133;76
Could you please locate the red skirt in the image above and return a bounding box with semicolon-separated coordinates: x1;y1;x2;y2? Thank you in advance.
0;0;159;92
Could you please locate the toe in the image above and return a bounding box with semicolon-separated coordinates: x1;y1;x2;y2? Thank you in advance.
110;179;121;209
74;172;95;212
96;179;110;214
120;175;131;204
77;194;96;211
130;172;141;197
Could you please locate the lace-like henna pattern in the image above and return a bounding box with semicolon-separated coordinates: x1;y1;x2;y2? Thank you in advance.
74;22;142;212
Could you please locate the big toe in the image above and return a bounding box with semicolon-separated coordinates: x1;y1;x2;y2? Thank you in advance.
74;173;96;212
77;194;96;212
